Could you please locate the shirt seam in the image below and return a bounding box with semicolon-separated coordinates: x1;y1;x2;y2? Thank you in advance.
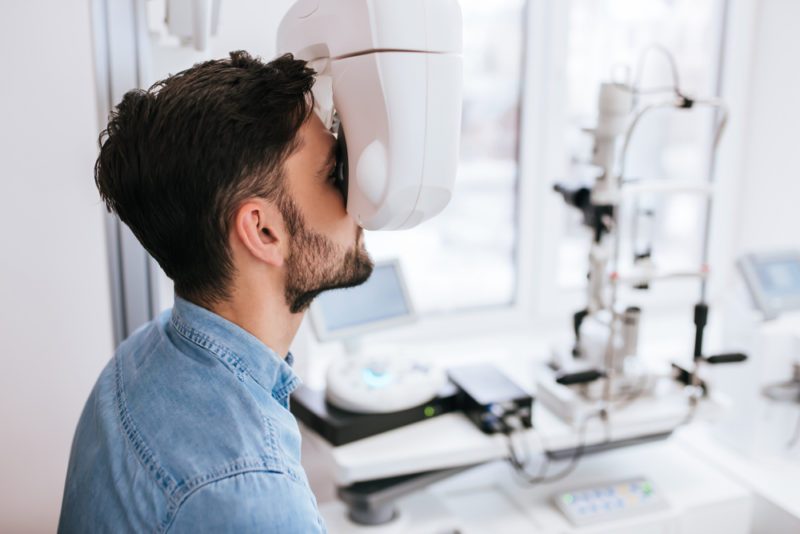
160;468;298;533
170;315;250;383
273;377;302;404
114;353;178;500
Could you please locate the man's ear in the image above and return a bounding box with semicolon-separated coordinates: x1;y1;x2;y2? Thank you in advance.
232;199;286;268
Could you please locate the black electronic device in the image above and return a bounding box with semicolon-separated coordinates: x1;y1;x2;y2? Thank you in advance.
290;382;459;446
448;364;534;434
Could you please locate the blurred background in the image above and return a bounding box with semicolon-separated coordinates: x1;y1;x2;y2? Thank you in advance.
2;0;799;531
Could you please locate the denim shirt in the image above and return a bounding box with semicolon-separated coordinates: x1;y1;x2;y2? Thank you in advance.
59;297;326;533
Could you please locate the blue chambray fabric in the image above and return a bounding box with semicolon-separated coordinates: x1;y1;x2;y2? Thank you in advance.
58;297;326;533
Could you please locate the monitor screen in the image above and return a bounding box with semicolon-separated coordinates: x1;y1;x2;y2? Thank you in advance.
755;259;800;297
738;251;800;317
313;261;412;337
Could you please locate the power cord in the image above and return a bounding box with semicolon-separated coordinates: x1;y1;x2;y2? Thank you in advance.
501;410;606;486
633;43;683;98
678;387;703;427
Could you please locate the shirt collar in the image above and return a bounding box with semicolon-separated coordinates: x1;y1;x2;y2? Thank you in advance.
169;296;300;404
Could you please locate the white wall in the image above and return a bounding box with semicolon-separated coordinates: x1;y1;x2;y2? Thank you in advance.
733;0;800;254
0;1;114;532
145;0;295;95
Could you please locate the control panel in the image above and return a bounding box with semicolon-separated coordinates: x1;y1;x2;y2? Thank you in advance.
553;477;668;527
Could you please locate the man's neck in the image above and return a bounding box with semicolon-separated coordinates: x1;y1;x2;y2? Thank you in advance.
208;289;303;359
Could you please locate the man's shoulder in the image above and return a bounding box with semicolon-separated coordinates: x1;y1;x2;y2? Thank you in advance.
167;469;326;533
115;316;286;490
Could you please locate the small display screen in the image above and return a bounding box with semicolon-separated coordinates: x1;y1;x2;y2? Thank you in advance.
755;259;800;297
316;263;410;332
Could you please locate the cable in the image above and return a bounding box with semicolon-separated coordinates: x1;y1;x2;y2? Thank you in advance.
678;389;702;427
633;44;683;98
502;410;605;486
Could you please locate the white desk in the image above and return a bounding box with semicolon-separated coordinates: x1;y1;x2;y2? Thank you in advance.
703;311;800;531
299;322;750;532
319;439;752;534
678;425;800;533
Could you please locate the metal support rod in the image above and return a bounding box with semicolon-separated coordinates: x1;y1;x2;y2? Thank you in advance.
695;98;729;303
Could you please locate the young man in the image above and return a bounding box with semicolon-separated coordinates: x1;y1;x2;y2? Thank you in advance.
58;51;373;533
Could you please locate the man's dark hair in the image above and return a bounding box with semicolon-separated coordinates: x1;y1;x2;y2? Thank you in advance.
95;51;315;306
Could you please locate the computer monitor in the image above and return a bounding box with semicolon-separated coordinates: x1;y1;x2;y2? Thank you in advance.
309;259;416;341
738;251;800;319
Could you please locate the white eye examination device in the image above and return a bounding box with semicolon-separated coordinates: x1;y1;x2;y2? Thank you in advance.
277;0;463;231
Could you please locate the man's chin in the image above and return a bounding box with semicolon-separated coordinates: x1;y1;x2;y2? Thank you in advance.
323;248;374;294
286;250;374;314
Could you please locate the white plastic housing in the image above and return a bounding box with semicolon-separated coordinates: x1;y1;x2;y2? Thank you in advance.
590;82;634;206
277;0;463;230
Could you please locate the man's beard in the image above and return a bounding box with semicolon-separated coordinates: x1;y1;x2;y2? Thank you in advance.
281;198;374;314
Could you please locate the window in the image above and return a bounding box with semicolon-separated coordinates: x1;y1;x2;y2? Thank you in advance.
105;0;731;340
552;0;726;307
365;0;526;316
